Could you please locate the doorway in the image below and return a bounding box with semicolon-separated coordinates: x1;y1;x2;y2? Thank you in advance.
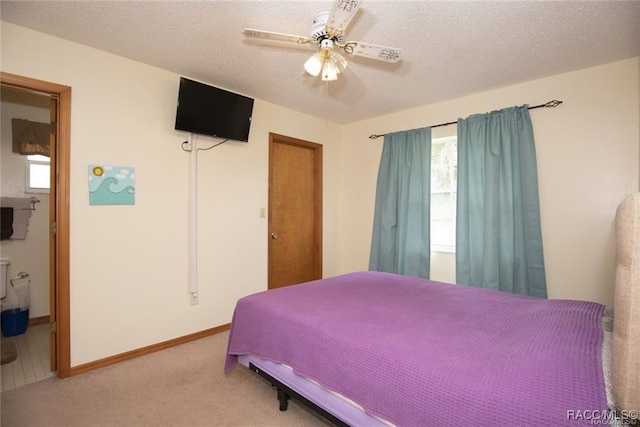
0;72;71;378
268;133;322;289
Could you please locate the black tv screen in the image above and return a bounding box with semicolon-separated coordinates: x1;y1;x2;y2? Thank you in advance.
175;77;254;142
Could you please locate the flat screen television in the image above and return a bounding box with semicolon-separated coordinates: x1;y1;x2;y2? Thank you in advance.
174;77;254;142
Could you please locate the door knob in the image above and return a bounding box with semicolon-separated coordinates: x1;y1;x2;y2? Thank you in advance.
271;233;278;240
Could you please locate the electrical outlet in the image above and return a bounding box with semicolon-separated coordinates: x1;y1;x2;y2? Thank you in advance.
190;293;199;305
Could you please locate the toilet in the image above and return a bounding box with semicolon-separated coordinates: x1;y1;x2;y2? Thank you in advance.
0;258;9;300
1;258;29;337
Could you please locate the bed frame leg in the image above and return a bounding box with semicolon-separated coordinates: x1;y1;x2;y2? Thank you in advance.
277;388;290;411
248;362;348;426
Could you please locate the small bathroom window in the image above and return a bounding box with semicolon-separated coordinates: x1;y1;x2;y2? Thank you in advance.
26;155;50;193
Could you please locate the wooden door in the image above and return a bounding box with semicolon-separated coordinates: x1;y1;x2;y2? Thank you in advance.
268;133;322;289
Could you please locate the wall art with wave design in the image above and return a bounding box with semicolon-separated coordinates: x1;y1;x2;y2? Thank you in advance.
88;165;135;206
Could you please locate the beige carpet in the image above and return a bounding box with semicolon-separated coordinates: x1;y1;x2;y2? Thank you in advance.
1;331;330;426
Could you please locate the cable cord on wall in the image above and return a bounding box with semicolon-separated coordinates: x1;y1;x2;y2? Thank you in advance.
198;139;229;150
180;137;230;152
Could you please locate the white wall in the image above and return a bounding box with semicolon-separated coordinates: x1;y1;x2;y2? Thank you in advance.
1;22;341;366
0;87;51;318
339;57;640;307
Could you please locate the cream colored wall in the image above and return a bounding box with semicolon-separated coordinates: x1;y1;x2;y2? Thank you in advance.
1;22;341;366
0;88;51;318
340;57;640;307
2;20;637;367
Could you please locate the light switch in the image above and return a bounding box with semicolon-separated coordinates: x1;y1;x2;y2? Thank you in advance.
260;207;266;218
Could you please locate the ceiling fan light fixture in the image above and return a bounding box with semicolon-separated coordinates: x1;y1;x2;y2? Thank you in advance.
304;52;324;77
321;61;339;81
327;51;347;74
307;38;347;81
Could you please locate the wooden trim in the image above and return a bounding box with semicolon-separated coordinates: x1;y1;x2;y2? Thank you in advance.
314;141;323;279
49;96;58;372
69;324;231;376
28;316;50;327
0;72;68;95
0;71;72;378
55;82;72;378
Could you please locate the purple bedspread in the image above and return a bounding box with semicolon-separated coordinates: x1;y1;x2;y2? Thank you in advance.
225;271;606;426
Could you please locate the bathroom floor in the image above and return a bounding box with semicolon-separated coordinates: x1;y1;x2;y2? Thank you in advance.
1;323;56;392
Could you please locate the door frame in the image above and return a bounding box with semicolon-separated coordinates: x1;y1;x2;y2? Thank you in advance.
1;72;71;378
268;133;323;289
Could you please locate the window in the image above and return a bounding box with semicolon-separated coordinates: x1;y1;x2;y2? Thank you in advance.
431;136;457;252
26;154;50;193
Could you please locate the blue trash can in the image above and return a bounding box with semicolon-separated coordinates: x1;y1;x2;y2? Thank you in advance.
1;308;29;337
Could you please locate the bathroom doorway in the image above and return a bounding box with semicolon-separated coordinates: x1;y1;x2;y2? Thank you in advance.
0;72;71;380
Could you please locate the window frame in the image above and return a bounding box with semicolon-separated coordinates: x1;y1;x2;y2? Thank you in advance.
431;135;457;253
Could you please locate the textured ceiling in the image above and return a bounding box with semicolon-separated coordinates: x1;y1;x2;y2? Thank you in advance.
1;1;639;124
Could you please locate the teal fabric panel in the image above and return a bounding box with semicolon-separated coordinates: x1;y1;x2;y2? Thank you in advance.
456;106;547;297
369;128;431;278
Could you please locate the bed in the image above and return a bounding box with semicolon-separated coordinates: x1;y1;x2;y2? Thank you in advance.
225;194;640;426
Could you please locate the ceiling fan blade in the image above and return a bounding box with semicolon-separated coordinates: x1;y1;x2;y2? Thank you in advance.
343;41;403;63
326;0;362;37
243;29;312;44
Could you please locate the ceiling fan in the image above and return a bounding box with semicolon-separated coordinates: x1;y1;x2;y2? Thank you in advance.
242;0;403;82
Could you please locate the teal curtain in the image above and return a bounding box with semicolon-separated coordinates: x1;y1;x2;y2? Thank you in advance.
456;105;547;297
369;128;431;278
